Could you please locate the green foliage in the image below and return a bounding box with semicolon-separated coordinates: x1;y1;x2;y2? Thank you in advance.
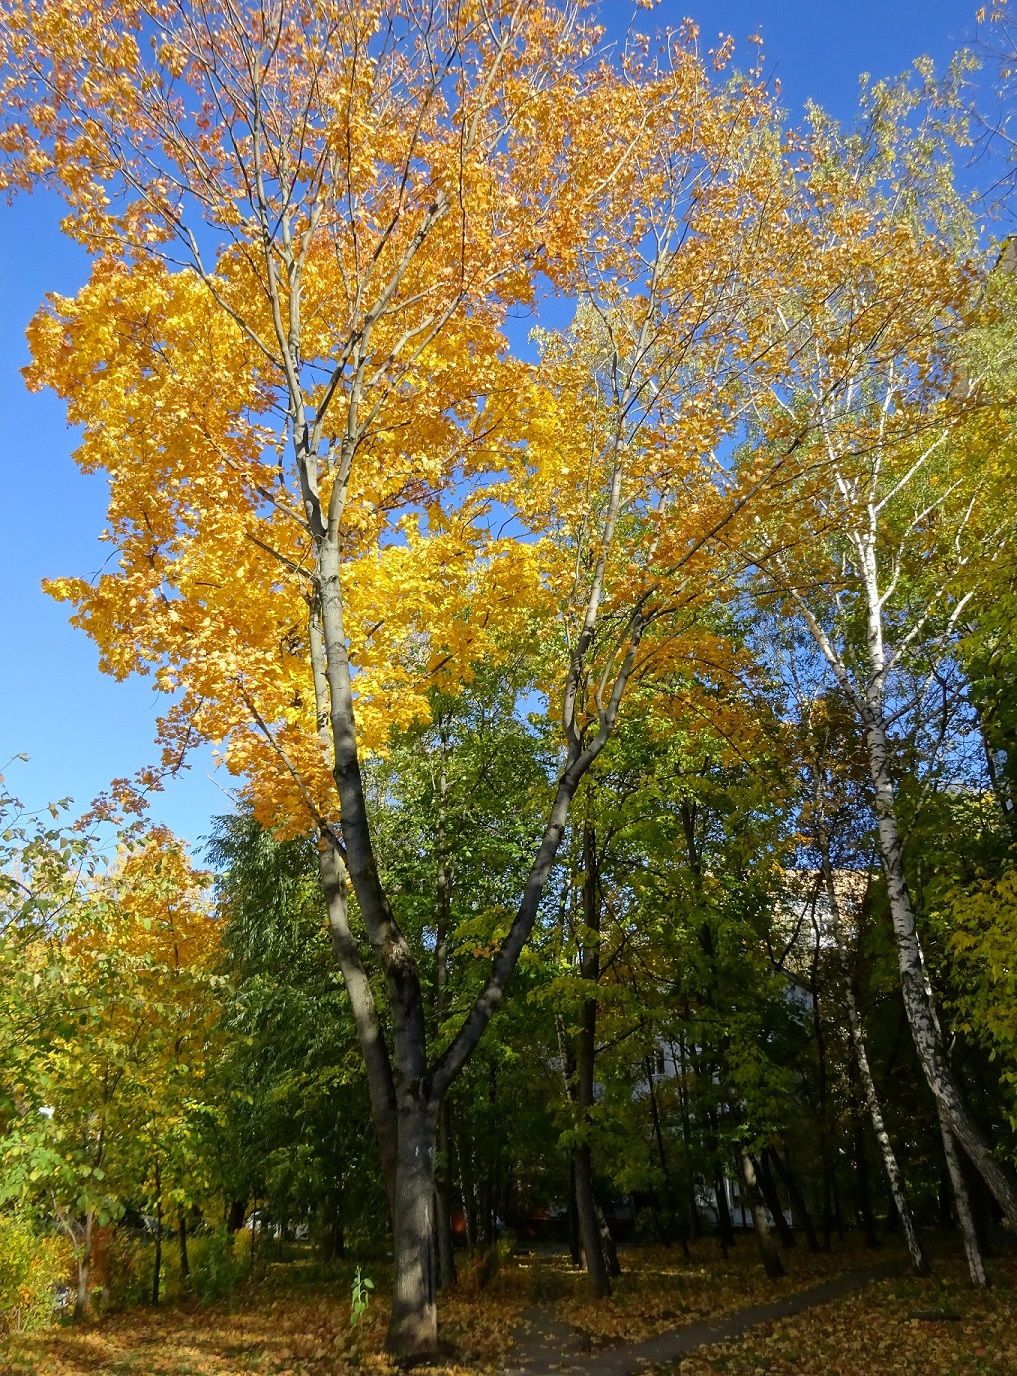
349;1264;374;1326
469;1238;513;1292
186;1228;249;1304
204;812;387;1247
0;1212;62;1335
104;1230;150;1310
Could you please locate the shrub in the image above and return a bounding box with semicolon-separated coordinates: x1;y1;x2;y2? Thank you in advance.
0;1212;62;1335
187;1227;248;1303
105;1229;151;1309
469;1236;514;1292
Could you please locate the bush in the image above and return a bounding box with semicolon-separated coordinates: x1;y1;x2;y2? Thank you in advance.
0;1212;63;1335
105;1229;151;1309
468;1236;514;1292
187;1227;248;1303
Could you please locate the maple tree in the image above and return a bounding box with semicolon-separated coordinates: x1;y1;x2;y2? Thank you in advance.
5;0;1017;1360
0;0;801;1353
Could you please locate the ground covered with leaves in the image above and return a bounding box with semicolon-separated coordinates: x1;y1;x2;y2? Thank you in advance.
550;1237;886;1345
1;1241;1011;1376
675;1250;1017;1376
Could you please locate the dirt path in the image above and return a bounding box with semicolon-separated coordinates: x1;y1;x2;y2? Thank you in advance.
506;1259;902;1375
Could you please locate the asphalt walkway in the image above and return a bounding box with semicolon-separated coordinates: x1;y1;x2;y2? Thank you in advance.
505;1259;902;1375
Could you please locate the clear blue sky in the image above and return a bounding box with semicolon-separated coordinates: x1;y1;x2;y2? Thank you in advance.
0;1;989;849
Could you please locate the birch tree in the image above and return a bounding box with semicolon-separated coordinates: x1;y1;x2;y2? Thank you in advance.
744;85;1017;1226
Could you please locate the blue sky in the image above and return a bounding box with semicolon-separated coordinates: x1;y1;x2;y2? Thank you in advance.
0;1;990;850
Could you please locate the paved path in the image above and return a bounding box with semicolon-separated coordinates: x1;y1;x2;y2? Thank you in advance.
505;1259;902;1376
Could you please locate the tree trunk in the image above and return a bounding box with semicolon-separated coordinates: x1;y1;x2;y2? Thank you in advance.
768;1147;820;1253
574;1142;610;1296
714;1164;735;1256
676;1034;703;1240
739;1147;784;1280
567;1154;581;1265
386;1103;439;1360
151;1172;162;1307
846;1046;880;1249
821;1164;834;1252
333;1190;346;1259
178;1213;190;1286
433;743;457;1293
322;1188;345;1260
857;589;1017;1225
74;1210;94;1322
319;845;398;1220
645;1053;690;1257
755;1151;795;1248
807;910;834;1253
832;1169;847;1241
852;1123;880;1249
940;1117;990;1288
819;845;928;1275
435;1102;457;1291
459;1135;478;1252
595;1200;622;1279
572;820;610;1297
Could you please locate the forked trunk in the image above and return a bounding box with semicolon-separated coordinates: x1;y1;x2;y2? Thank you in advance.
939;1118;989;1288
755;1151;795;1248
313;532;620;1356
739;1147;784;1280
386;1103;439;1361
768;1147;821;1253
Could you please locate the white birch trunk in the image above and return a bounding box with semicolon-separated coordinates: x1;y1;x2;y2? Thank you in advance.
856;544;1017;1226
821;855;928;1274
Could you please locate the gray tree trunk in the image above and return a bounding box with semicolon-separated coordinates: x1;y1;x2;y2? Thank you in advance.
387;1103;439;1359
573;821;610;1296
311;500;632;1357
574;1143;610;1296
820;851;928;1274
738;1147;784;1280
